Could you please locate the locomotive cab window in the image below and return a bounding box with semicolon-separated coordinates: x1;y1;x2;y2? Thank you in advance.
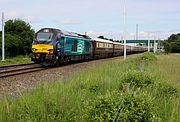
37;33;53;41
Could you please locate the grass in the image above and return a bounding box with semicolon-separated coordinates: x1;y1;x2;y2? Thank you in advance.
0;52;179;122
156;54;180;85
0;55;32;66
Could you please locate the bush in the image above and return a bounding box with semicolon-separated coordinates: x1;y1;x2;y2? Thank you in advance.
83;91;156;122
138;52;157;62
120;71;154;91
83;92;119;121
116;92;156;122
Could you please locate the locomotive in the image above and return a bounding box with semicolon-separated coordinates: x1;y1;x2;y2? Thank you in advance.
31;28;147;65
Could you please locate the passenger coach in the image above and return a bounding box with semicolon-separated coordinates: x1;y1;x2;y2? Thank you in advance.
92;38;114;58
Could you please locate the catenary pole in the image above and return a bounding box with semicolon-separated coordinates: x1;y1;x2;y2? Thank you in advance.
2;12;5;62
136;24;138;41
123;0;127;60
148;33;150;52
153;35;156;53
148;39;150;52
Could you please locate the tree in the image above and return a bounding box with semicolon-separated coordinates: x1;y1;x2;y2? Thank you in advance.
98;36;105;39
163;33;180;53
0;19;35;57
98;36;114;41
163;41;171;53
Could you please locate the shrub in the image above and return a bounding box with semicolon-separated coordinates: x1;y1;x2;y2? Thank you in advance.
138;52;157;62
120;71;154;91
83;92;119;121
115;92;156;122
83;91;156;122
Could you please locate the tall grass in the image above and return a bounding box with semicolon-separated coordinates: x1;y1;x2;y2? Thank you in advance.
0;55;32;66
0;53;179;122
156;54;180;85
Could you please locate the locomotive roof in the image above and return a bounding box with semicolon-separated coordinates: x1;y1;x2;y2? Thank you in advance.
37;28;91;39
61;30;91;39
36;28;61;34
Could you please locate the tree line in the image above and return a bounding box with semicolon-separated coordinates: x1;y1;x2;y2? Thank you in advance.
0;19;34;57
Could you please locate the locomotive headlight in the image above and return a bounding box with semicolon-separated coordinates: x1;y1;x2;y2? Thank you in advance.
32;48;37;51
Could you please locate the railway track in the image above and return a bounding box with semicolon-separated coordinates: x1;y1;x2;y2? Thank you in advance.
0;63;45;78
0;56;124;79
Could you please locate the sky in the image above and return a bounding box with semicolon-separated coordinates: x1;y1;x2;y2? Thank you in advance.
0;0;180;40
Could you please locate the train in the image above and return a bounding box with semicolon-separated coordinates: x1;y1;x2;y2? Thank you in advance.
31;28;147;65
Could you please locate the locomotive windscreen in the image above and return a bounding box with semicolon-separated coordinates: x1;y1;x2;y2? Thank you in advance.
37;33;53;41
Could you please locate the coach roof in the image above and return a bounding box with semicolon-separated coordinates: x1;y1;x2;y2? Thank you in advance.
92;38;114;44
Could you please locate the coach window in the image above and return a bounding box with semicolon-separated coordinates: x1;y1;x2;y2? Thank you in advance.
98;42;101;48
98;43;100;47
100;43;102;47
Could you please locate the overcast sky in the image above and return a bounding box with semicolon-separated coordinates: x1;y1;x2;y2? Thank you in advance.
0;0;180;40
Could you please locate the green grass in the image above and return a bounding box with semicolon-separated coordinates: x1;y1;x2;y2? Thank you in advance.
156;54;180;85
0;53;179;122
0;55;32;66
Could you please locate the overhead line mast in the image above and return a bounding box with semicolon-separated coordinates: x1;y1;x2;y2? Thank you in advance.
2;12;5;63
123;0;127;60
136;24;138;41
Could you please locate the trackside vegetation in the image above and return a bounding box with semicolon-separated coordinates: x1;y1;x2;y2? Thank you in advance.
164;33;180;53
0;55;32;66
0;52;179;122
0;19;34;57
